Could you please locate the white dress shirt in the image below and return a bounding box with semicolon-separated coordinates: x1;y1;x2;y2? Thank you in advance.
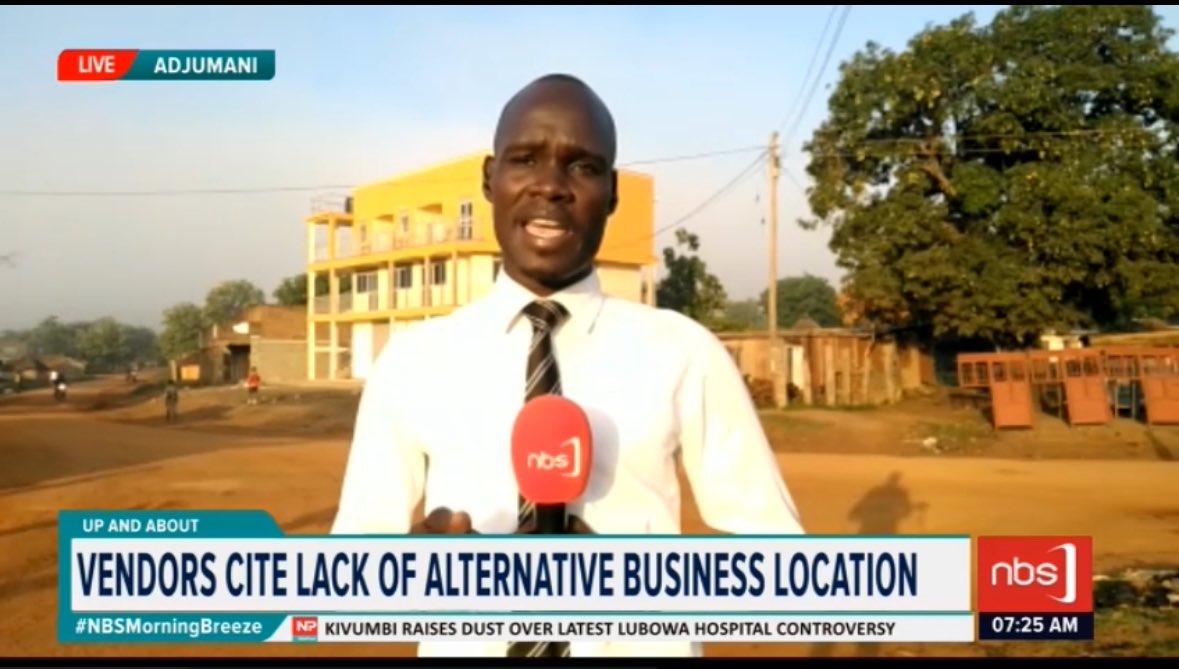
331;268;805;657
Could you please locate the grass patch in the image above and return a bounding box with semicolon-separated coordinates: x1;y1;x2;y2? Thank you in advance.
907;420;995;453
782;403;880;412
758;411;825;451
758;411;824;431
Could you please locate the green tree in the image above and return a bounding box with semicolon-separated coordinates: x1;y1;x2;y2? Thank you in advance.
272;273;351;306
760;274;842;328
75;317;129;371
13;316;157;369
801;5;1179;347
25;316;81;357
121;325;161;365
722;299;766;330
655;228;729;328
159;303;207;361
204;279;265;326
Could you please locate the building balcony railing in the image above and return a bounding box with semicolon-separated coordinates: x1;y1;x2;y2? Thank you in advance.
310;193;351;215
311;220;482;264
311;286;457;316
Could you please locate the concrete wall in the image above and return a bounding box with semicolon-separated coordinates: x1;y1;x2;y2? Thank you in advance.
597;263;645;304
718;330;921;408
250;339;307;383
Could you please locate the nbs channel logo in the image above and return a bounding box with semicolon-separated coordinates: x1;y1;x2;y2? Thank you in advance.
976;536;1094;641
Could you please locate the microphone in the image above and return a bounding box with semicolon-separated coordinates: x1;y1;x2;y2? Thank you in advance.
510;394;593;534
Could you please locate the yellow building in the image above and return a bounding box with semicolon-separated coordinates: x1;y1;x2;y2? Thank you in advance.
305;151;658;380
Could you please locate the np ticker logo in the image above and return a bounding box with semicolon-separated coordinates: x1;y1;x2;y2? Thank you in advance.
291;616;318;642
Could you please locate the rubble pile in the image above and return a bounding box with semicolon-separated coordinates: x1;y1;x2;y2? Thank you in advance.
1093;569;1179;609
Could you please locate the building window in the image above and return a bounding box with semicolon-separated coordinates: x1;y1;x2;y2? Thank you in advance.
395;266;413;289
356;271;378;293
458;200;473;240
398;210;409;235
432;262;447;285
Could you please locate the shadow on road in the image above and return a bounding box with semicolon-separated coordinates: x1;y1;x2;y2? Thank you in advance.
810;470;928;659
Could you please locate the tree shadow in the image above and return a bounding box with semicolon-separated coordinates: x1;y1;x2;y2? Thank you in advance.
811;471;928;658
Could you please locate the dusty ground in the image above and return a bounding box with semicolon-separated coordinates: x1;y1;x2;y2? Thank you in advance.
1;374;1177;658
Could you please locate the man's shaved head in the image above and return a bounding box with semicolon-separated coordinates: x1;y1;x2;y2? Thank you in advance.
493;74;617;164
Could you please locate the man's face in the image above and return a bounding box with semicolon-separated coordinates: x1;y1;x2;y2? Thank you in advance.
483;83;618;293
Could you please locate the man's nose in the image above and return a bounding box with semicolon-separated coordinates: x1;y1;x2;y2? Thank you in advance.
529;162;573;200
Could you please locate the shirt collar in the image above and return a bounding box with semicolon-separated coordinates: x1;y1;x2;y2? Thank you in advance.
490;267;606;335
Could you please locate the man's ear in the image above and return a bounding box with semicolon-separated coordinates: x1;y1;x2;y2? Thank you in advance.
607;169;619;215
482;155;494;201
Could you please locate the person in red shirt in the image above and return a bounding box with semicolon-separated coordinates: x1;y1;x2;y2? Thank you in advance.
245;367;261;405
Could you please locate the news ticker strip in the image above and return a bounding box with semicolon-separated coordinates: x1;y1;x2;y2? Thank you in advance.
58;50;275;82
64;613;976;644
56;510;1096;644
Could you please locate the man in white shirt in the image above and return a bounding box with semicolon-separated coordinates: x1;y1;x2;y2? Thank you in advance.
331;73;805;658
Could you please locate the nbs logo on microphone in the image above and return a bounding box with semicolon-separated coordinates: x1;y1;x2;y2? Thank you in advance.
526;437;583;477
976;536;1094;641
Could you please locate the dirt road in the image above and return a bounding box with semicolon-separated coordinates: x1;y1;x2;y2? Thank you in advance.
1;383;1177;658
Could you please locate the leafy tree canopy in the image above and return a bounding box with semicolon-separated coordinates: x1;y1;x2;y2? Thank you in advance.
802;5;1179;347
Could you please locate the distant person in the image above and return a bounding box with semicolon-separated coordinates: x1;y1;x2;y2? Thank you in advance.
245;367;261;405
330;73;805;658
164;380;179;423
52;370;68;401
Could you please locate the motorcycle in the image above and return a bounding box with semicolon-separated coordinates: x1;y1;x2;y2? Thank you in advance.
54;381;68;402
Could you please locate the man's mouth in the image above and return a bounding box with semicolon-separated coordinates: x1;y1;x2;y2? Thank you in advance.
523;218;571;241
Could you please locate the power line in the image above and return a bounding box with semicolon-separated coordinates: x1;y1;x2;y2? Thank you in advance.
783;167;808;193
0;145;765;198
621;144;764;167
782;4;852;148
619;7;856;257
604;150;768;252
809;127;1165;160
622;126;1156;247
776;5;840;135
817;126;1162;147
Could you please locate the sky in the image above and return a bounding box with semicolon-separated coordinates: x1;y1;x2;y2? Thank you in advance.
1;5;1177;331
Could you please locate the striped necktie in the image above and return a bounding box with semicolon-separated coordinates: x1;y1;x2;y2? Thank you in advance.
507;299;571;659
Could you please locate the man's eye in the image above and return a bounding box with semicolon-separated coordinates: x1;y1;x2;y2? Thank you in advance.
574;161;601;175
509;154;534;165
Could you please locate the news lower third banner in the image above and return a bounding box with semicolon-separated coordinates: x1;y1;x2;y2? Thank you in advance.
57;510;975;644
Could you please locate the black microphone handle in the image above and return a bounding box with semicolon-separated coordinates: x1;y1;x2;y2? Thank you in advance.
535;503;567;535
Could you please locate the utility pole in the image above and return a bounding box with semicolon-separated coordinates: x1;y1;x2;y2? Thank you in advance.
767;131;780;344
766;131;782;407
